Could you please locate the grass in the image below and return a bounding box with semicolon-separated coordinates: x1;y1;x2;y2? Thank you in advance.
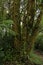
29;52;43;65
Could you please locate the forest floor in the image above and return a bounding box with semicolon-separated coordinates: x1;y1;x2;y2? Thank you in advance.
29;50;43;65
34;50;43;59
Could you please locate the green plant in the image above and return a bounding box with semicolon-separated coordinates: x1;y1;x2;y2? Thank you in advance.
35;33;43;51
0;20;16;64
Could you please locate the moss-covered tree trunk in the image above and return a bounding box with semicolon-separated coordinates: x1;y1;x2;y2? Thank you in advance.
26;0;35;54
11;0;43;56
11;0;21;51
26;0;42;54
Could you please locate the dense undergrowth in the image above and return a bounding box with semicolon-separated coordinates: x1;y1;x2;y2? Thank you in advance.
0;20;43;65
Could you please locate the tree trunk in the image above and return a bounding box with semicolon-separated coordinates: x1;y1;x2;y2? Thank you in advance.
26;0;42;54
26;0;35;54
11;0;21;51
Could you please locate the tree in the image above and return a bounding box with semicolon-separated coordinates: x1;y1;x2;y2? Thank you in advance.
10;0;43;64
11;0;21;51
26;0;42;54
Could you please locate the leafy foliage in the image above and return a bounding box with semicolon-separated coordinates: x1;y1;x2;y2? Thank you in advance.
35;33;43;51
29;52;43;65
0;20;16;64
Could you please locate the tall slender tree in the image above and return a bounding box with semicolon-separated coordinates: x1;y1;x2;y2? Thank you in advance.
11;0;21;51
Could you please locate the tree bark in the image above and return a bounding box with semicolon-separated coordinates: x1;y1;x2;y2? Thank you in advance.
26;0;42;54
11;0;21;51
26;0;35;54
